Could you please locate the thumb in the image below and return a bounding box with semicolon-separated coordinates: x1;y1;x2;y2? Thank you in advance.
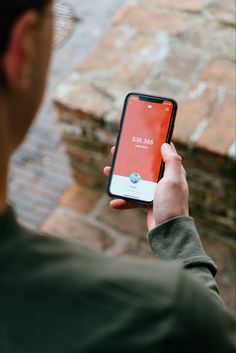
161;143;183;178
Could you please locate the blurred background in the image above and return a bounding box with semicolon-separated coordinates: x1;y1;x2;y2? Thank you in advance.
9;0;235;311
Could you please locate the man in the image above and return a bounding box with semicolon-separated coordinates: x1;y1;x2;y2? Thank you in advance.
0;1;235;352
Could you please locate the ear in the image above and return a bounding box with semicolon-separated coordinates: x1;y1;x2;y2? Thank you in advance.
2;11;39;90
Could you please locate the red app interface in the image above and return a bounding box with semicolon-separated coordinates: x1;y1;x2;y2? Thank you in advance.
110;95;174;202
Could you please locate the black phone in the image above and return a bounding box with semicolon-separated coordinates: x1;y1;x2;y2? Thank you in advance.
107;92;178;205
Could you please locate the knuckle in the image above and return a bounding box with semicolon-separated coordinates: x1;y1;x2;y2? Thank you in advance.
167;179;180;189
174;154;182;163
167;178;188;192
167;154;182;164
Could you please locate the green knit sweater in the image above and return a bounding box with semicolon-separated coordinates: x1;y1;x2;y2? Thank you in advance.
0;207;235;352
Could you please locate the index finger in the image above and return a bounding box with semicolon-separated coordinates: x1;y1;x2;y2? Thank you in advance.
110;199;146;210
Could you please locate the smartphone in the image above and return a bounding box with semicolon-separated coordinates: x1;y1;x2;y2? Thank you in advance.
107;93;177;205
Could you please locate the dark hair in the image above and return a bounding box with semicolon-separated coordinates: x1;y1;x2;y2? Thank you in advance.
0;0;49;55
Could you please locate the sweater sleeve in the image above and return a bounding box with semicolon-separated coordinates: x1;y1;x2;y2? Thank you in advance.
148;216;236;352
148;216;220;302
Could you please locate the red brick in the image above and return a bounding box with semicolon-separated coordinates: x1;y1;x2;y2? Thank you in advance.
113;4;187;36
72;170;104;188
111;58;149;88
211;0;236;27
111;36;159;87
150;0;214;12
147;73;185;98
202;237;235;271
196;95;236;155
80;27;135;71
67;155;108;188
201;236;236;312
66;145;107;167
42;208;113;251
60;184;102;214
218;282;236;313
186;17;235;61
54;77;112;118
199;59;235;90
163;48;200;81
174;86;218;144
97;201;148;237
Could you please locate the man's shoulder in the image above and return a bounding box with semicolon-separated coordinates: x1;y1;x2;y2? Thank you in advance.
1;227;187;353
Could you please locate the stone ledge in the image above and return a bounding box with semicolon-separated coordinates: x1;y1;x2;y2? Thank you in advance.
53;0;236;239
54;0;235;158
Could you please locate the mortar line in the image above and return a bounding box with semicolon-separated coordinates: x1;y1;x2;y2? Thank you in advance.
58;206;144;243
188;83;227;149
89;194;108;218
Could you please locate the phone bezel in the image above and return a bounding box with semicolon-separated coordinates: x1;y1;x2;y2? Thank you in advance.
107;92;178;206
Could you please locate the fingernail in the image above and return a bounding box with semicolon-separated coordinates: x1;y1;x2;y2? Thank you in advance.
162;143;172;151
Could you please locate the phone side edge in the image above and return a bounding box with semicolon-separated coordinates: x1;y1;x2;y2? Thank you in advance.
158;98;178;181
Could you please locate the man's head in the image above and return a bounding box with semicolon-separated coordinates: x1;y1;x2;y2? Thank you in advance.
0;0;53;153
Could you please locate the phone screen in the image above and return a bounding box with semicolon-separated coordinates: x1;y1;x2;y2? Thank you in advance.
108;94;176;204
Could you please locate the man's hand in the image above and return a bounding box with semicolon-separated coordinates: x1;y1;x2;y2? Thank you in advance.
104;143;189;232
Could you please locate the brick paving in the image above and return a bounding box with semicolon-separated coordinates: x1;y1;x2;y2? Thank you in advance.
8;0;236;311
